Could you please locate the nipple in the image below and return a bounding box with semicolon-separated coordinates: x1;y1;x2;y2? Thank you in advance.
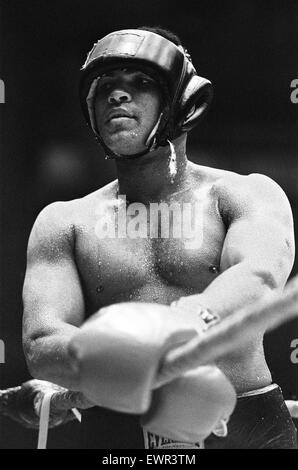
209;265;219;274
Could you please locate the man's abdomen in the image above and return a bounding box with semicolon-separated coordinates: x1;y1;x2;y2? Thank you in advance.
216;341;272;393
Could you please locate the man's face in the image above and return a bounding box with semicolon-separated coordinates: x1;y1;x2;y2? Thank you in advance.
94;68;162;156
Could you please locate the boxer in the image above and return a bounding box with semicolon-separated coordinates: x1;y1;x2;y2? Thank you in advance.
23;26;296;448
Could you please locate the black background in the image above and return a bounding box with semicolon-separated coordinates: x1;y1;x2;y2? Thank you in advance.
0;0;297;448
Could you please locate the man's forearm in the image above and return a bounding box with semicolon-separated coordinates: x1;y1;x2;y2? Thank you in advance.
24;325;81;390
176;262;280;320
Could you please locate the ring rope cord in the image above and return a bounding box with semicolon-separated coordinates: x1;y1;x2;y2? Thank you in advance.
285;400;298;419
72;408;82;422
37;391;82;449
37;391;55;450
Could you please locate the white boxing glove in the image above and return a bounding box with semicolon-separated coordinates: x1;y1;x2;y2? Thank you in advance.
68;302;202;414
141;364;236;444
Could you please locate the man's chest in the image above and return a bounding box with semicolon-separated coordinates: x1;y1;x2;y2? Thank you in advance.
74;193;226;309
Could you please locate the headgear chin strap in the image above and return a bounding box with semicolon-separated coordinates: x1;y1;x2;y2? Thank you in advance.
80;29;213;159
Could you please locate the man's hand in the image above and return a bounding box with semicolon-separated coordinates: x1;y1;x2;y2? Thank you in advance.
0;380;89;429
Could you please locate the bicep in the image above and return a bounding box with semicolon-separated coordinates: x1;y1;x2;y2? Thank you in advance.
219;175;295;287
23;259;85;336
23;205;85;341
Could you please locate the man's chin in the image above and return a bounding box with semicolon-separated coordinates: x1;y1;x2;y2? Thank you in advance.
110;148;147;158
102;135;147;157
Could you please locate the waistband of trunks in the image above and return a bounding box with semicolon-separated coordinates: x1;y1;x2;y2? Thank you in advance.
237;383;279;399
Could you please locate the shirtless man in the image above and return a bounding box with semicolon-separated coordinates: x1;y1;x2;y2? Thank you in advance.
22;26;297;449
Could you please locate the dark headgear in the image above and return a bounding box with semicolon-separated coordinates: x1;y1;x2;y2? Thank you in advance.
80;29;213;158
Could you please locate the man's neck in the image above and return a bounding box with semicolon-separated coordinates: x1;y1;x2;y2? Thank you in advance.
115;136;190;204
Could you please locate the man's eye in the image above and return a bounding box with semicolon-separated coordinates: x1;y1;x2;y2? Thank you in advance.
137;77;155;87
97;82;113;93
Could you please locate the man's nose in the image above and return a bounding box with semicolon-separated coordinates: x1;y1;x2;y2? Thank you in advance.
108;89;132;104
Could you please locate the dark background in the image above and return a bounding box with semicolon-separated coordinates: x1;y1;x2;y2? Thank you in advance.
0;0;297;448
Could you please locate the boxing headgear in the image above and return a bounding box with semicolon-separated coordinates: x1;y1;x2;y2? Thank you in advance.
80;29;213;159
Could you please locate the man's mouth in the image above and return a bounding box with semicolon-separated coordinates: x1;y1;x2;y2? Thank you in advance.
106;109;136;123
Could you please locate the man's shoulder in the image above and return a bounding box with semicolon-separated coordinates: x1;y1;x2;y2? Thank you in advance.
192;163;245;190
198;164;277;190
214;170;288;205
205;168;291;222
29;201;76;251
193;163;290;218
34;180;118;229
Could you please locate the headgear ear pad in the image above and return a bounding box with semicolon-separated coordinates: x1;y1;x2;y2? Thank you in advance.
175;63;213;134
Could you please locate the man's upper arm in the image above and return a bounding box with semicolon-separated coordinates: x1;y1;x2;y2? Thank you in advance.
218;173;295;289
23;202;85;341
